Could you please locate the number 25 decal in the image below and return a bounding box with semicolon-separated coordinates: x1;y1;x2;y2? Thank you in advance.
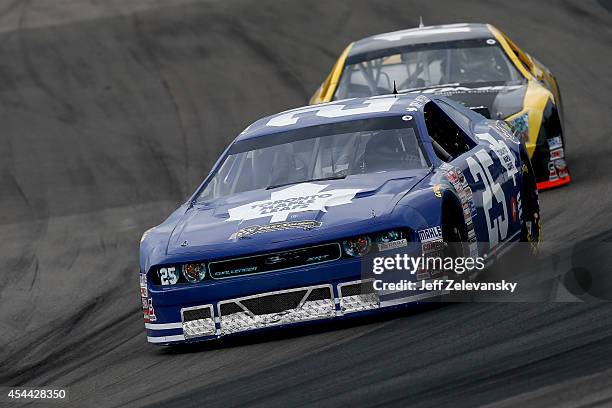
159;267;178;285
467;149;508;247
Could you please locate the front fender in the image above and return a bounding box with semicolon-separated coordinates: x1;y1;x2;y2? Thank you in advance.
394;185;456;233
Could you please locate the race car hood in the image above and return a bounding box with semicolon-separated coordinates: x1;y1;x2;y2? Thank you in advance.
166;169;429;257
408;82;527;119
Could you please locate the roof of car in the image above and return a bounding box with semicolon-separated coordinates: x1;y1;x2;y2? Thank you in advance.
348;23;494;58
236;94;432;141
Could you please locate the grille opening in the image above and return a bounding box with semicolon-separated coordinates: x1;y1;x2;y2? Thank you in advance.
181;304;215;339
218;285;335;335
241;290;307;315
209;243;341;279
339;280;379;313
183;307;212;321
341;281;375;297
307;287;332;301
219;302;243;316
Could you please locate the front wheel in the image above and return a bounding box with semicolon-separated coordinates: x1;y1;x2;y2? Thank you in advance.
440;205;473;302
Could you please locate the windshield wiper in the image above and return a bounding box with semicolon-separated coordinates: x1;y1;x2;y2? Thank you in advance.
266;175;347;190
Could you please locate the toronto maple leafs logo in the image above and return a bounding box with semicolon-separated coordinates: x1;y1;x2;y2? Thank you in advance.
227;183;361;223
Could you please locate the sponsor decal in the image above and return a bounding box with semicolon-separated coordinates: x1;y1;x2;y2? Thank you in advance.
377;238;408;252
229;220;322;240
547;136;563;150
468;197;477;218
139;273;148;298
439;163;478;257
550;148;564;160
422;239;445;253
145;298;157;322
409;84;523;96
439;162;454;171
306;254;332;262
433;184;442;198
462;202;471;219
492;122;519;144
556;159;569;178
548;162;559;181
210;243;341;279
140;273;152;323
407;95;430;110
418;226;442;242
508;113;529;144
140;273;157;323
455;168;466;184
227;183;360;223
265;255;286;265
214;266;258;278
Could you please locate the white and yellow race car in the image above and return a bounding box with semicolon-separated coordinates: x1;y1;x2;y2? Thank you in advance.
311;23;569;190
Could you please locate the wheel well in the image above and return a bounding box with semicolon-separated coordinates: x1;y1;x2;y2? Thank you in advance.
441;192;465;242
519;147;540;220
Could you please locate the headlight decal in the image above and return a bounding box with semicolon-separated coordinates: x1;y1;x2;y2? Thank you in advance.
182;263;206;283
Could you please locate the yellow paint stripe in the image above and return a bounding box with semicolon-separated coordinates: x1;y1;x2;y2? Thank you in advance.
322;43;353;102
487;24;532;80
505;81;550;156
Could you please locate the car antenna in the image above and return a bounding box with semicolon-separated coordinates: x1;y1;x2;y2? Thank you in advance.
392;80;398;96
419;16;425;28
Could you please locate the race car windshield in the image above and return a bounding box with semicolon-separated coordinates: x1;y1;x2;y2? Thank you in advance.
198;117;429;201
335;39;524;100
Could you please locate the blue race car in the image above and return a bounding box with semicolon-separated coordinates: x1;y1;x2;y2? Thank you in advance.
139;93;541;345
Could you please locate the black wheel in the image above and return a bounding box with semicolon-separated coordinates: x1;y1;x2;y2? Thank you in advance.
440;199;472;302
443;223;466;261
520;156;542;254
441;196;467;255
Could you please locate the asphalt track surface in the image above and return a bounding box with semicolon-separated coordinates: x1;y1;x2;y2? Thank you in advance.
0;0;611;407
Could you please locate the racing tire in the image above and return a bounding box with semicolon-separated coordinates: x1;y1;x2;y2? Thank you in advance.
440;199;473;302
519;155;542;252
441;197;468;261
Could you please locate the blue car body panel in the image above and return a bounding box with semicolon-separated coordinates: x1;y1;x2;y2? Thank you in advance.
139;94;532;345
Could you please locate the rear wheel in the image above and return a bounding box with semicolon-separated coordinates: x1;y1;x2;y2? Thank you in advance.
520;157;542;254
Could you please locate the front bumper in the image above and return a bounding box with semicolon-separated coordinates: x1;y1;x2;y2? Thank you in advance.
145;266;440;345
